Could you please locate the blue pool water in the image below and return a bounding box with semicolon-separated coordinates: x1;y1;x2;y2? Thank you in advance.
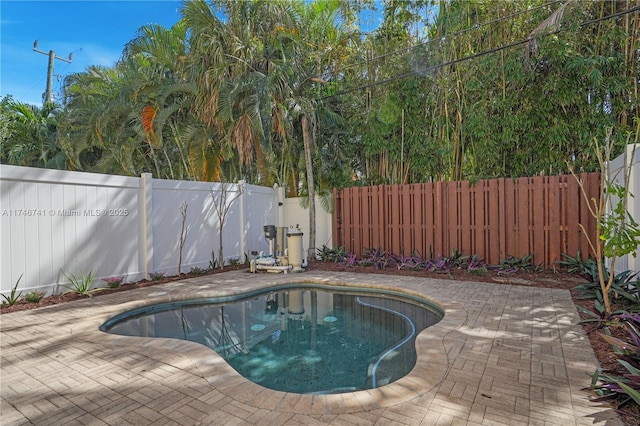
100;284;443;394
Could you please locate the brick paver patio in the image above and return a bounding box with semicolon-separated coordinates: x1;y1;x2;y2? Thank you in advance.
0;271;623;425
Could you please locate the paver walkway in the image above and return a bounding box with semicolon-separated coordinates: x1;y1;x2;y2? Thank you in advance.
1;271;623;425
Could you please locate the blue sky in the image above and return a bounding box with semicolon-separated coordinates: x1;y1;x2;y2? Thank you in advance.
1;1;183;106
1;1;392;107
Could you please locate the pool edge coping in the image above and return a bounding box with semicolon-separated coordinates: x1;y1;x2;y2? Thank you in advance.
79;272;466;415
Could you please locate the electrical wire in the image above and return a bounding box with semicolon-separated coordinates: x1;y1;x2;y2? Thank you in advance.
319;4;640;100
338;0;564;76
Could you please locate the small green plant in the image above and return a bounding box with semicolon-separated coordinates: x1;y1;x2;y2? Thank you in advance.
209;252;220;270
24;290;46;303
342;252;359;268
575;268;640;314
228;258;241;269
62;270;99;298
360;248;389;269
498;253;540;273
149;272;165;281
316;245;350;263
444;249;469;269
589;313;640;414
556;251;598;281
103;276;125;288
469;266;488;276
2;274;23;307
466;254;488;274
189;267;206;275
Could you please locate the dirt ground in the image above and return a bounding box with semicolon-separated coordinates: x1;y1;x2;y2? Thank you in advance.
2;262;637;424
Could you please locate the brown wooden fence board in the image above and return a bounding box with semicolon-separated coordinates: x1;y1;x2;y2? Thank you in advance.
516;178;529;259
549;176;562;266
374;186;382;250
333;173;600;268
533;178;545;266
349;187;358;252
449;183;456;254
586;173;600;254
566;177;580;258
402;185;411;253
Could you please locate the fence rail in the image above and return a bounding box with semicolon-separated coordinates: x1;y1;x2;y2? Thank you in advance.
333;173;600;268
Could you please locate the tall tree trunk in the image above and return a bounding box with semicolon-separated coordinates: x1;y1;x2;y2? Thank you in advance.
302;115;316;261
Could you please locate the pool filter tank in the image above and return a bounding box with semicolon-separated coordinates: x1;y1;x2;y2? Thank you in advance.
287;225;304;271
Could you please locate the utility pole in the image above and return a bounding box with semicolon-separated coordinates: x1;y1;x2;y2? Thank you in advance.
32;40;73;105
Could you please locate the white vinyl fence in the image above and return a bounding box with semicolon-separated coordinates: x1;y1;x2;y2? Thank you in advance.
608;144;640;275
1;165;332;297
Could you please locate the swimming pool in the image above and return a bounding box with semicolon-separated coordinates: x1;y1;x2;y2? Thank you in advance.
100;284;443;394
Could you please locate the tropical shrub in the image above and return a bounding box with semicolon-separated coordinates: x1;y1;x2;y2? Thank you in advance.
575;268;640;315
570;128;640;314
316;245;350;263
62;270;100;298
189;267;206;275
103;276;125;288
498;253;540;273
228;258;241;269
360;248;389;270
2;274;23;306
149;272;165;281
24;290;46;303
556;251;598;282
590;313;640;413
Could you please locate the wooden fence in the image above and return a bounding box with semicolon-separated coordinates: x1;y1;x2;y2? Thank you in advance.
332;173;600;268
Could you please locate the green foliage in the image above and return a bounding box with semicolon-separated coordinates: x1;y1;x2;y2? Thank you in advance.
62;270;99;298
209;255;219;270
4;1;638;190
103;276;125;288
442;249;468;269
498;254;540;273
575;268;640;314
316;245;350;263
360;248;389;270
24;291;46;303
571;123;640;314
0;96;69;169
469;267;488;277
189;267;206;275
556;251;598;281
600;183;640;259
2;274;23;307
149;272;165;281
589;314;640;413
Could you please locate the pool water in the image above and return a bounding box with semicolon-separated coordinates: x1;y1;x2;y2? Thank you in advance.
100;285;443;394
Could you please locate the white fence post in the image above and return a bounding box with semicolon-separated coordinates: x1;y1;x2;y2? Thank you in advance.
140;173;153;280
608;144;640;274
276;185;286;227
238;180;246;262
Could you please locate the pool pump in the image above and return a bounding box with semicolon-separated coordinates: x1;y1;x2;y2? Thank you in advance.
251;225;305;273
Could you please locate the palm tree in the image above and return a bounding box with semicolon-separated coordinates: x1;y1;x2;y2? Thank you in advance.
123;20;222;181
61;63;149;174
183;0;296;183
0;96;67;169
184;0;357;255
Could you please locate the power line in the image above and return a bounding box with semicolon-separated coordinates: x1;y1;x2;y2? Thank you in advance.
321;1;563;84
32;40;73;105
320;4;640;100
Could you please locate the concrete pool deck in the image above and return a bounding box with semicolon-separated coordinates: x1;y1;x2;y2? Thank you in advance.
0;271;623;425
